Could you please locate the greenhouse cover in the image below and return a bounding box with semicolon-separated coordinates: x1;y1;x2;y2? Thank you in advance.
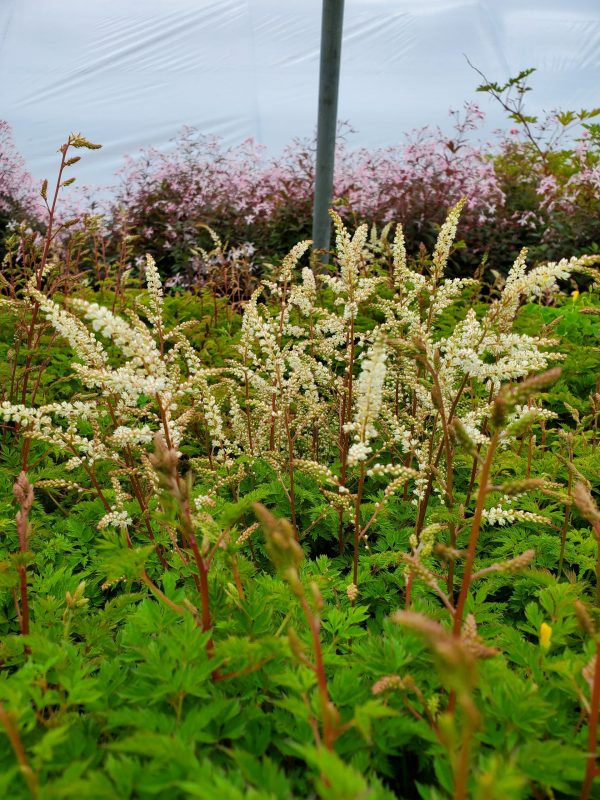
1;0;599;184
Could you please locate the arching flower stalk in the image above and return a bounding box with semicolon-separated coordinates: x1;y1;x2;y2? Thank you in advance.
344;336;387;589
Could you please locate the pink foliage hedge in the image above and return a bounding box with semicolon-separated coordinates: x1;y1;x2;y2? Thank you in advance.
0;121;42;222
107;103;599;277
1;102;599;280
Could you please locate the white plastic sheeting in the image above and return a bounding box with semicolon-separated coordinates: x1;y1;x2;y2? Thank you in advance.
1;0;599;186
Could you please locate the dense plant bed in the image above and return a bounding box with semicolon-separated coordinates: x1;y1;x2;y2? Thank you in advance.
1;172;600;799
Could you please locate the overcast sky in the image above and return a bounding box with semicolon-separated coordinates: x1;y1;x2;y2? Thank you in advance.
2;0;599;186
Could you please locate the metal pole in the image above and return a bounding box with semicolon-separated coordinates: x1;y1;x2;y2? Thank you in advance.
312;0;345;264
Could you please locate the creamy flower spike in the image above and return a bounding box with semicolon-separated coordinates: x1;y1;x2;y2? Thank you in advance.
143;253;164;326
69;300;165;375
392;223;408;290
324;211;383;321
347;337;387;467
431;199;465;283
482;507;551;527
27;286;108;368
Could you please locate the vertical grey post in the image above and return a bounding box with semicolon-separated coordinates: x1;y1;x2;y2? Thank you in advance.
312;0;345;264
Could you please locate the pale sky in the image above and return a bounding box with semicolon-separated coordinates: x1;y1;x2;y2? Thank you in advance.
1;0;599;186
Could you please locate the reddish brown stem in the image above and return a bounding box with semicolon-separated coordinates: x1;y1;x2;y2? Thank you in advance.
18;567;29;637
414;374;470;537
300;596;337;751
453;730;473;800
183;512;217;663
243;367;254;455
20;141;70;434
352;465;366;589
155;394;173;450
14;473;33;636
283;409;298;535
581;641;600;800
230;556;245;601
0;704;38;798
404;572;414;609
453;430;500;636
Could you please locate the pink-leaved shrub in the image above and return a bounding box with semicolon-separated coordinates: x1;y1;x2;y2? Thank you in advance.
105;102;599;280
1;95;599;284
0;121;42;224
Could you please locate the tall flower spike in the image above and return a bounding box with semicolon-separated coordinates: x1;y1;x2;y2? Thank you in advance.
347;336;387;466
392;222;408;289
330;209;352;264
504;248;529;293
431;199;465;283
144;254;164;327
330;210;368;295
278;240;312;284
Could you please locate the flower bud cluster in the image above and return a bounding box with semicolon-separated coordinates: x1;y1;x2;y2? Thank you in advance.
483;506;551;526
110;425;155;447
371;674;406;695
97;508;133;530
346;583;359;602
